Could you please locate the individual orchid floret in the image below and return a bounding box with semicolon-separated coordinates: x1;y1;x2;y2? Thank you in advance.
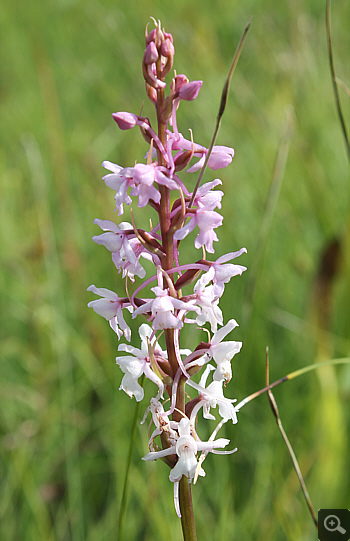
116;237;151;281
92;218;132;253
194;179;224;210
160;37;175;78
174;179;224;253
187;145;235;173
87;285;132;341
142;417;232;517
142;417;231;476
171;74;203;109
102;161;134;215
103;160;180;213
116;324;165;402
169;418;203;483
197;365;238;423
169;132;234;172
130;163;179;208
192;267;223;332
92;219;146;281
160;36;174;60
130;163;161;207
144;41;159;64
206;248;247;296
112;113;169;162
177;80;203;101
111;112;138;130
142;42;167;89
208;319;242;376
174;206;223;253
167;75;201;139
132;286;199;330
173;247;247;293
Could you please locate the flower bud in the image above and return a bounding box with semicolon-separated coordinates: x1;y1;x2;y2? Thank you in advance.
146;27;157;45
142;61;166;90
112;112;138;130
160;38;174;59
138;230;165;256
154;22;164;49
160;38;175;78
147;338;173;386
175;268;202;290
146;82;158;105
144;41;159;65
163;31;173;44
174;150;193;172
178;80;203;101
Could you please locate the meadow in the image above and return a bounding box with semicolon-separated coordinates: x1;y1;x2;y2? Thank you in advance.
1;0;349;540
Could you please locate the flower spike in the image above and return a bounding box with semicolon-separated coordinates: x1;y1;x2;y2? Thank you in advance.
89;19;250;532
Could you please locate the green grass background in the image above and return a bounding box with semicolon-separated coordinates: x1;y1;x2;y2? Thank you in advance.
1;0;349;540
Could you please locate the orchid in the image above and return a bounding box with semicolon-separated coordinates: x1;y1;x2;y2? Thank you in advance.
142;417;234;517
92;218;147;280
192;267;223;332
196;364;238;423
88;19;247;538
132;285;199;330
130;163;178;207
116;324;165;401
208;319;242;371
102;162;133;215
87;284;131;341
169;132;234;172
210;248;248;295
173;180;224;253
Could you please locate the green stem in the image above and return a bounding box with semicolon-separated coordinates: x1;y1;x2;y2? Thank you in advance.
179;477;197;541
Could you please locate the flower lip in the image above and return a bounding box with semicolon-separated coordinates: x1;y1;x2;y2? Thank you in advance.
176;434;197;456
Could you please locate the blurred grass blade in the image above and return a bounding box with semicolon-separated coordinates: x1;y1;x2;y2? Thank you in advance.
118;374;145;541
189;17;252;207
265;349;318;529
235;357;350;410
326;0;350;160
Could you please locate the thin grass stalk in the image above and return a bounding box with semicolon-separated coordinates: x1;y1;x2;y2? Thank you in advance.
235;357;350;410
265;349;318;529
189;18;252;208
326;0;350;161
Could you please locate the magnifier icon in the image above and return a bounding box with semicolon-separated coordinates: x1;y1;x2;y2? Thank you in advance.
324;514;347;534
